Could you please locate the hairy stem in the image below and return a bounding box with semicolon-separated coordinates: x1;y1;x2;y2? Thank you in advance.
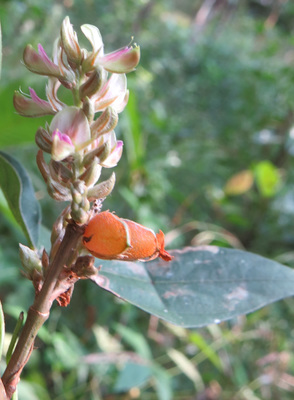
1;220;84;399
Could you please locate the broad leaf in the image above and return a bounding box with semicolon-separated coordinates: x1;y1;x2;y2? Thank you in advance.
0;151;41;248
254;160;280;197
93;247;294;327
114;362;152;392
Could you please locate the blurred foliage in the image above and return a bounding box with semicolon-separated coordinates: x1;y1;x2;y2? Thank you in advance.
2;0;294;399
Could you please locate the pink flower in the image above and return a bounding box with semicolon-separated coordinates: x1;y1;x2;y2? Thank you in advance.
23;44;61;77
14;83;65;117
23;44;74;86
51;130;75;161
99;46;140;74
81;24;140;74
13;88;56;117
93;73;129;113
50;107;91;160
102;139;123;168
91;131;123;168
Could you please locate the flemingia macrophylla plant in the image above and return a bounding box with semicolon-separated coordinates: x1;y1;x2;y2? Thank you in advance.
1;15;294;400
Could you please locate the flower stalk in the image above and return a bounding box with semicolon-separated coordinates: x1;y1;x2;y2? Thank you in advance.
1;221;84;399
1;16;171;399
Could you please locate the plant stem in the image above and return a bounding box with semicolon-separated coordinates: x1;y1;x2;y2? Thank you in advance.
1;220;84;400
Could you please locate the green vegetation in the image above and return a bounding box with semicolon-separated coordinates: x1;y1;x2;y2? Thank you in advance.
1;0;294;399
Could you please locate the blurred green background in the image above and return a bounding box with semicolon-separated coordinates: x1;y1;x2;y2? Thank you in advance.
2;0;294;399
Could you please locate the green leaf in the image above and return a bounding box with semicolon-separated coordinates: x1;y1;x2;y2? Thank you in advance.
6;312;24;364
123;90;145;170
114;362;152;392
188;331;223;370
152;365;172;400
254;160;280;197
114;324;152;359
0;23;2;79
167;348;204;391
0;301;4;359
93;247;294;327
0;151;41;248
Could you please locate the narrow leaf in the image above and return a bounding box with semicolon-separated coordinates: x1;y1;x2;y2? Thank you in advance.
93;247;294;327
152;365;172;400
0;151;41;248
189;331;223;370
0;23;2;79
167;348;204;391
6;312;24;364
0;301;4;359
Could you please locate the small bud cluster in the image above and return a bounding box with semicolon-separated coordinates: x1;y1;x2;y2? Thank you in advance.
14;17;140;224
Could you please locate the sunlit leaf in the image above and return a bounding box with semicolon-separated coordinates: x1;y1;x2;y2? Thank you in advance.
167;348;204;391
188;331;223;370
93;247;294;327
224;170;254;196
254;160;280;197
0;151;41;248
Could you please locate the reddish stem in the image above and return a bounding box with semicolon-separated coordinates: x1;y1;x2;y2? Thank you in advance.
1;220;84;399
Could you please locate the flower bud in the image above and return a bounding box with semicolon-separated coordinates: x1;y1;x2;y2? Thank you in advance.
97;137;112;163
79;67;104;100
82;142;108;167
19;244;43;279
60;16;82;68
87;172;116;201
71;188;84;205
71;204;89;224
47;178;72;201
35;127;53;153
79;158;102;187
91;107;118;138
49;160;73;184
36;150;50;183
82;96;95;123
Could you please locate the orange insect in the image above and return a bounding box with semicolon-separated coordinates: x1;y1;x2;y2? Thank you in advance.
83;211;173;262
